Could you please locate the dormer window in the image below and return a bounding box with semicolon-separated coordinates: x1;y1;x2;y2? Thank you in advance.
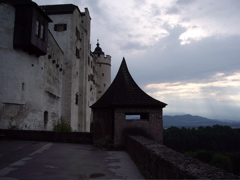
35;20;45;41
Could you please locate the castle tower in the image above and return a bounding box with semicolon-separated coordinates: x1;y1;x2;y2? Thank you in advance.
93;40;111;99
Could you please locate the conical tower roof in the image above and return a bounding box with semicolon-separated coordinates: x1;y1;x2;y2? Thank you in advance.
91;58;167;108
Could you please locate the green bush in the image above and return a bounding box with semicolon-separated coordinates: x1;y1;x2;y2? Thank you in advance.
210;153;232;172
53;123;72;132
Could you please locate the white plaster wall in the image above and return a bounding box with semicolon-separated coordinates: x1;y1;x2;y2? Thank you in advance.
0;43;45;130
70;9;81;131
79;8;92;132
47;14;73;126
96;54;111;100
40;32;64;131
47;12;79;130
0;4;44;130
0;3;64;131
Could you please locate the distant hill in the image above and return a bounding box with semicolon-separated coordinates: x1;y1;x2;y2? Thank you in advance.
163;114;240;128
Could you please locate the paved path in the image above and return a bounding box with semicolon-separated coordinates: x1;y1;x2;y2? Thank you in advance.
0;140;144;179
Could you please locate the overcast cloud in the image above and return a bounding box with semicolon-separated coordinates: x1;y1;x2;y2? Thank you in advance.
35;0;240;121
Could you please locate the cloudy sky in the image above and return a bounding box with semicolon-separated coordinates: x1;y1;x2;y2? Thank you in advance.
35;0;240;121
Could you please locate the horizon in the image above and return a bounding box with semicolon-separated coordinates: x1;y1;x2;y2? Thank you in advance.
34;0;240;121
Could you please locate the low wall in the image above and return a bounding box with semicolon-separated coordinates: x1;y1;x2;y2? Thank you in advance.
0;129;93;144
125;135;239;179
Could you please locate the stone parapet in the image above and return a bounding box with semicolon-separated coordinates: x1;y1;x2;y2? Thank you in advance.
0;129;92;144
125;135;239;179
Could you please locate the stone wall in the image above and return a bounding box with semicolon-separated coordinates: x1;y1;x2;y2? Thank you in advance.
114;107;163;147
125;135;239;179
0;129;92;144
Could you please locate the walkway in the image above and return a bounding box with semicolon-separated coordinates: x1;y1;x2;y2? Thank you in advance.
0;140;144;179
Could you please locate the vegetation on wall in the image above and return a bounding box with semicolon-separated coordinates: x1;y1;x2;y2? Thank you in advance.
53;122;72;132
164;125;240;176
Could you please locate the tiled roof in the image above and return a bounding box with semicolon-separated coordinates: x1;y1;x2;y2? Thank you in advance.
91;58;167;108
40;4;80;15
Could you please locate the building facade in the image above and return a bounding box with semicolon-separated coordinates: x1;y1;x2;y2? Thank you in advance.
91;58;167;148
0;0;111;132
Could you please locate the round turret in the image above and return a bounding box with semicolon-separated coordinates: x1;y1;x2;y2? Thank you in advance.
93;40;111;99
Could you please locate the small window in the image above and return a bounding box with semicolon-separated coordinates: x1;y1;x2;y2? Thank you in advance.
102;73;104;76
75;93;78;105
35;20;40;36
76;47;80;59
125;113;149;120
76;27;80;40
44;111;48;128
22;83;25;91
54;24;67;31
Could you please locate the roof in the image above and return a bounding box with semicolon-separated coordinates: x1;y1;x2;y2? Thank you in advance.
91;58;167;108
0;0;52;22
93;40;104;55
40;4;81;15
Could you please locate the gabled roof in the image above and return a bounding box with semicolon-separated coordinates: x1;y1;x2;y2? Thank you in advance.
91;58;167;108
40;4;81;15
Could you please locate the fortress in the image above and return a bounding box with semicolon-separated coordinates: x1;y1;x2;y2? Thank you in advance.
0;0;111;132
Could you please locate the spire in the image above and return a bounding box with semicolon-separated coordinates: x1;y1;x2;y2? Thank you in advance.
93;39;104;55
97;39;100;46
91;57;167;108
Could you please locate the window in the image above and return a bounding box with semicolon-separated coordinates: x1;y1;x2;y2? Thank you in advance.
75;93;78;105
125;113;149;120
102;73;104;76
54;24;67;31
35;20;45;40
22;83;25;91
76;47;80;59
44;111;48;128
35;20;40;36
76;27;80;40
40;24;45;40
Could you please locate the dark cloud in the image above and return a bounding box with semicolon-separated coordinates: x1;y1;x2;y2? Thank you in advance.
129;30;240;87
121;41;148;51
